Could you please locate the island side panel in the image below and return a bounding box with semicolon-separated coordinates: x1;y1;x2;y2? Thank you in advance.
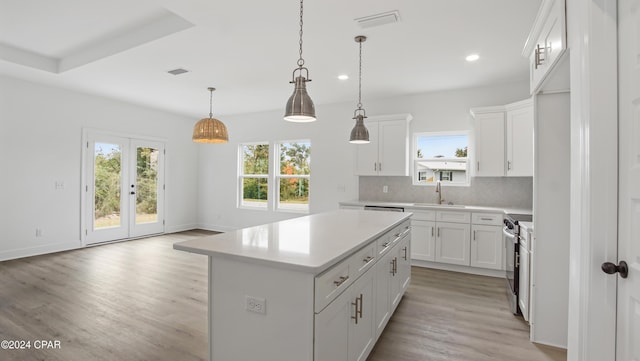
209;255;315;361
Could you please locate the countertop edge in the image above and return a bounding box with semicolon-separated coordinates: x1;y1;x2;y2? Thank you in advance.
173;211;413;275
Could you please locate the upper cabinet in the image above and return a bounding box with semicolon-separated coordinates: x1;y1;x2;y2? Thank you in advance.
471;98;533;177
523;0;567;94
354;114;412;176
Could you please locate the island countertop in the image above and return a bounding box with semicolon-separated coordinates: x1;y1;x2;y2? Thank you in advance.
173;209;412;275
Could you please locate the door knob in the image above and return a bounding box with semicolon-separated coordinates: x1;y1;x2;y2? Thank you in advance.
601;261;629;279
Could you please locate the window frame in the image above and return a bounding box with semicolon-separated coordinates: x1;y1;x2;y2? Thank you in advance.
237;140;311;213
275;140;311;213
412;131;470;187
238;142;271;210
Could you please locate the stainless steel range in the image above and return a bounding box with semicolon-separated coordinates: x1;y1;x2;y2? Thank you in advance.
503;213;532;315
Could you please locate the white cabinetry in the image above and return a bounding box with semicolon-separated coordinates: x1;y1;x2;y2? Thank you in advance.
523;0;567;94
355;114;412;176
315;269;375;361
473;110;505;176
471;99;533;177
316;220;411;361
470;212;504;270
410;210;436;261
435;211;471;266
519;242;530;322
505;101;534;176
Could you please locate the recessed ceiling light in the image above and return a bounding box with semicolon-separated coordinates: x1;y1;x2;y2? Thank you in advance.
338;74;349;80
167;68;189;75
465;54;480;62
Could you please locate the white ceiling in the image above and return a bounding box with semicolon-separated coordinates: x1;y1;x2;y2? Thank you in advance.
0;0;541;119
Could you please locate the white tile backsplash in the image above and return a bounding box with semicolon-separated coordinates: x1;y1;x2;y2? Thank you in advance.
359;176;533;209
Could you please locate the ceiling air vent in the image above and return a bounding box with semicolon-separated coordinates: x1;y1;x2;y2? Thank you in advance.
167;68;189;75
355;10;400;29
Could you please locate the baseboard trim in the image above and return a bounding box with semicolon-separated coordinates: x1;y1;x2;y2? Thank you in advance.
0;241;82;262
196;223;236;233
412;259;505;278
165;223;198;234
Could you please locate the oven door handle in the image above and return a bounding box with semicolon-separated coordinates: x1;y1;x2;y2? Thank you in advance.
503;227;516;239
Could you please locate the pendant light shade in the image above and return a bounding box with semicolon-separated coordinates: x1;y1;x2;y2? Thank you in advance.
284;0;316;122
285;75;316;122
350;114;369;144
349;35;370;144
192;87;228;144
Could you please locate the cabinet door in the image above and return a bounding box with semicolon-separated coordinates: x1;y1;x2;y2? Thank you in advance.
470;225;503;270
373;250;393;339
378;120;409;176
506;105;534;176
435;222;471;265
410;220;435;261
354;123;379;175
474;112;505;176
394;236;411;306
315;288;350;361
348;270;375;361
519;244;530;322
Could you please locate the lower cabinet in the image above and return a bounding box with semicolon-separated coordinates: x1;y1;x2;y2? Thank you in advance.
519;242;530;322
315;221;411;361
435;222;471;265
410;219;435;261
470;224;503;270
314;270;375;361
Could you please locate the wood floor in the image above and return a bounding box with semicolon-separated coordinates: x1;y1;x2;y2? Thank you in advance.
0;231;566;361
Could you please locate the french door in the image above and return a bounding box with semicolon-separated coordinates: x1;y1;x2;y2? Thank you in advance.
83;131;165;244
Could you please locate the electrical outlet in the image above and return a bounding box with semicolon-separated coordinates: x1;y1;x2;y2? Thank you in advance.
245;296;266;314
35;228;43;237
383;185;388;193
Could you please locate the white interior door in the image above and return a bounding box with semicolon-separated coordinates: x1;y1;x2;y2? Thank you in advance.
84;132;165;244
615;0;640;358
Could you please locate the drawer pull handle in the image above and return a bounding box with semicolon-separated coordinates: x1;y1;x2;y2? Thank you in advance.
402;247;408;260
535;44;546;69
390;258;398;275
383;242;390;248
363;256;374;264
480;217;493;221
333;275;349;287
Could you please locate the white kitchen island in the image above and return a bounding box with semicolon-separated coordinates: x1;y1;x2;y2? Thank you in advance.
174;209;412;361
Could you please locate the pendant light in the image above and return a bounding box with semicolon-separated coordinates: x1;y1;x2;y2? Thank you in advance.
192;87;229;143
349;35;370;144
284;0;316;122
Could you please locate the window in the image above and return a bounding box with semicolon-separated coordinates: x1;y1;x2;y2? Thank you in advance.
238;140;311;212
277;141;311;212
413;132;469;186
239;143;269;208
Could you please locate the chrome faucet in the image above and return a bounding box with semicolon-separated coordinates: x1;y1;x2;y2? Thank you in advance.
435;180;444;205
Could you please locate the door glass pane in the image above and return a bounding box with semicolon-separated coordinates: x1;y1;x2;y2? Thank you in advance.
94;143;122;229
135;147;159;224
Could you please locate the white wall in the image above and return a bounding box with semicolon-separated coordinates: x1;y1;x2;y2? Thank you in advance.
0;76;199;260
198;81;530;231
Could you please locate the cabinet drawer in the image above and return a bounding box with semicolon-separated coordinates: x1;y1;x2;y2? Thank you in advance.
471;212;503;226
436;210;470;224
410;210;436;221
350;243;377;278
315;257;352;313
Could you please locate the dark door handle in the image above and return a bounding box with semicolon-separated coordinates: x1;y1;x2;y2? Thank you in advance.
601;261;628;279
130;191;135;195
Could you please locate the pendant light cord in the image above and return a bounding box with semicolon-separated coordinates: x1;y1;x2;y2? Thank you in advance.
209;88;213;118
297;0;305;67
357;39;363;110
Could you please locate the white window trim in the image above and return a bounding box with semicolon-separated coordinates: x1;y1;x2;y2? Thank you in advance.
238;142;271;210
412;130;470;187
237;140;311;213
275;140;311;214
